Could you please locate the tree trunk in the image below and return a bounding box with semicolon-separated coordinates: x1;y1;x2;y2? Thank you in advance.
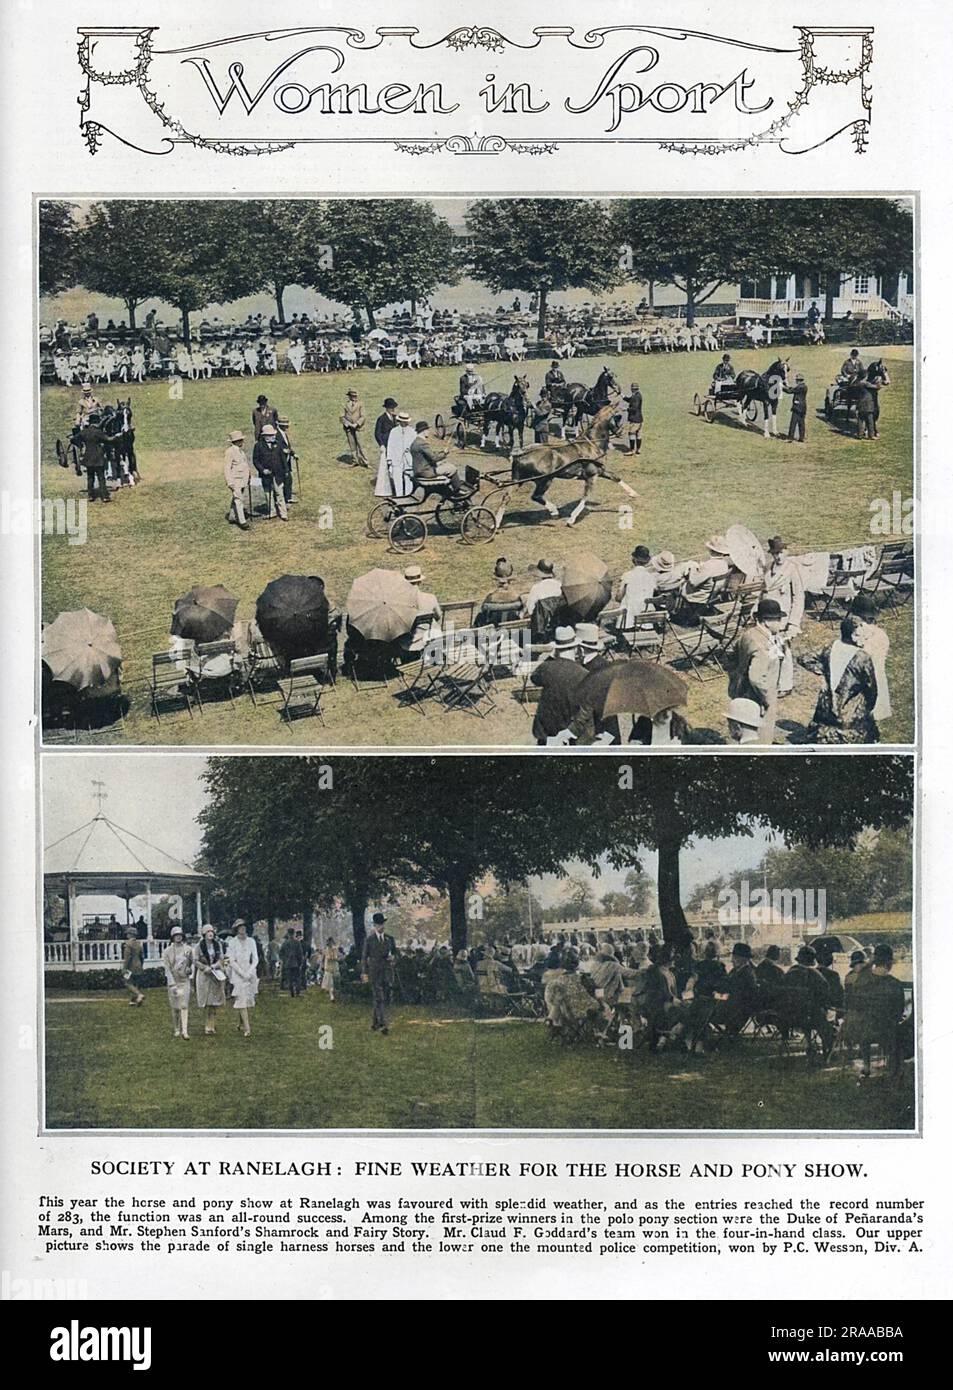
685;275;695;328
647;280;655;309
364;302;377;330
448;871;469;957
823;270;837;325
409;295;417;318
124;299;138;331
179;305;191;347
266;919;276;941
536;285;548;342
656;835;693;949
349;890;368;959
275;284;286;324
300;904;313;952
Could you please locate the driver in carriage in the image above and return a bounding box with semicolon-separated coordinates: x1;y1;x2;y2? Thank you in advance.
457;362;486;413
545;360;566;395
73;380;103;428
838;347;865;384
410;420;463;495
711;353;736;397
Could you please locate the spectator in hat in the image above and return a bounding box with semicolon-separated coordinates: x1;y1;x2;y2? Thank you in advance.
851;594;891;722
383;410;416;498
783;945;835;1056
709;942;760;1038
399;564;443;656
362;913;396;1034
340;387;368;467
805;613;880;744
121;927;146;1007
275;415;296;504
530;626;586;745
649;550;689;596
279;926;305;998
684;535;734;607
842;944;905;1077
616;544;657;626
755;944;786;1007
545;360;566;396
525;558;562;641
78;412;112;503
476;557;524;626
843;949;871;1011
223;429;250;530
530;390;553;444
252;394;277;440
728;597;786;743
161;924;193;1040
763;536;804;697
725;697;763;745
226;919;259;1038
252;423;289;520
783;372;808;442
814;940;845;1015
194;924;227;1034
410;420;462;493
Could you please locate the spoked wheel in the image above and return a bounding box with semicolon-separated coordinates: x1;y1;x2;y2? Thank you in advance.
692;392;702;416
367;500;399;538
435;495;469;531
479;485;512;530
744;400;760;424
824;397;833;420
703;397;716;423
55;438;68;468
389;512;427;552
460;506;499;545
454;419;467;449
434;413;446;440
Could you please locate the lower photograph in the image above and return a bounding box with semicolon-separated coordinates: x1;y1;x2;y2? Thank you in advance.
40;751;915;1133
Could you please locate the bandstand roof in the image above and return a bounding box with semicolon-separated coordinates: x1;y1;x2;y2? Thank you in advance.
44;814;210;894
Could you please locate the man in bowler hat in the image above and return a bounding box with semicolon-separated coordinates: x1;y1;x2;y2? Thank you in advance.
362;912;397;1034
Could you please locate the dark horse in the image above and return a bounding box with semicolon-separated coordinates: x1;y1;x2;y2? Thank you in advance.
508;405;629;526
481;374;530;450
734;358;789;438
101;400;139;483
551;366;620;429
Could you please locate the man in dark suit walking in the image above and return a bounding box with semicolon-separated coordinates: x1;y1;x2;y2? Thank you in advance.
362;912;397;1034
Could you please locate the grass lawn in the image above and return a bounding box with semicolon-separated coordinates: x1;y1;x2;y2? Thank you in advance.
44;986;914;1131
40;344;914;747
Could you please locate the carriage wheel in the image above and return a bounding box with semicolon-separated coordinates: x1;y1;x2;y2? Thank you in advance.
692;392;702;416
434;413;446;440
480;486;513;529
389;513;427;553
744;400;759;423
454;420;467;449
55;438;68;469
366;500;398;538
702;397;716;423
435;496;467;532
824;397;833;420
460;506;499;545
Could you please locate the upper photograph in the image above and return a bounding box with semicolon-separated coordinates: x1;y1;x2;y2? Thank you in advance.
37;196;915;748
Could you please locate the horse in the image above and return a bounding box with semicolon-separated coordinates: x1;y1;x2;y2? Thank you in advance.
734;357;790;438
508;405;629;527
481;374;530;450
551;366;620;429
101;400;138;483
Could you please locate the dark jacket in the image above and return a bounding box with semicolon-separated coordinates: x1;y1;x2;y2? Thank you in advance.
362;929;396;983
79;425;110;469
410;436;447;480
374;411;397;448
624;390;643;423
531;657;588;741
253;436;290;482
784;382;808;413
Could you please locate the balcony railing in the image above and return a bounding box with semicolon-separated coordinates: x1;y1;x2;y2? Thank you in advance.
44;939;167;969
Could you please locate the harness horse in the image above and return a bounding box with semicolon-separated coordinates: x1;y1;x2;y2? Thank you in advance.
550;366;620;431
734;358;790;438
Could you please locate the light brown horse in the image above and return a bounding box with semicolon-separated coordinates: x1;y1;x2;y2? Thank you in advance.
510;404;631;526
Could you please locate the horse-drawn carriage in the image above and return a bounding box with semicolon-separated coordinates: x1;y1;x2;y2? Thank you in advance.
692;382;760;425
435;374;531;453
823;360;890;424
365;465;501;553
692;359;790;437
55;400;138;483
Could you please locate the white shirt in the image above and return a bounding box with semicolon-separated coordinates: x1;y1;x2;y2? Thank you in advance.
618;565;657;624
526;576;561;615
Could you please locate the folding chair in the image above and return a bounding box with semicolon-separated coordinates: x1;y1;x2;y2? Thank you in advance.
813;563;868;624
192;639;239;706
485;618;530;683
242;637;284;706
667;606;742;683
438;629;495;716
276;654;331;725
394;650;443;715
440;599;477;631
515;644;550;711
617;607;669;662
150;651;196;720
863;540;914;614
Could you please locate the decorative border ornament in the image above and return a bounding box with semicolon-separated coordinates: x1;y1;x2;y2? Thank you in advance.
77;23;873;157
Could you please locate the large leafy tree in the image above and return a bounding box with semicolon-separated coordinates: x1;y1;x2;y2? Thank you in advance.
227;200;330;324
466;198;622;341
310;199;457;327
780;197;913;322
609;198;790;327
39;201;77;297
73;201;165;331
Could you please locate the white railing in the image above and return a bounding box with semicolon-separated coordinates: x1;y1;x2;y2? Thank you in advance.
44;939;166;970
737;294;905;323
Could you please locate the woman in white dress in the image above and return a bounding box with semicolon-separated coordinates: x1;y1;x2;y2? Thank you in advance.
321;938;340;1003
194;924;227;1035
226;919;259;1038
161;925;194;1040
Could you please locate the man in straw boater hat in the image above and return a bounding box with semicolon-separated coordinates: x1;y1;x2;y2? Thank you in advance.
252;422;289;520
728;596;786;744
340;386;368;467
725;696;763;745
399;563;443;657
530;625;586;745
384;409;416;498
224;428;251;530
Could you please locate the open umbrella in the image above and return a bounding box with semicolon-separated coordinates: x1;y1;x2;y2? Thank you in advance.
255;575;330;659
560;555;612;622
171;585;239;643
581;659;688;722
346;568;419;643
724;524;767;580
41;608;122;692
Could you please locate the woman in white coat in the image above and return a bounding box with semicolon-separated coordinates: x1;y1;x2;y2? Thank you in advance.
161;925;194;1040
226;919;259;1038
